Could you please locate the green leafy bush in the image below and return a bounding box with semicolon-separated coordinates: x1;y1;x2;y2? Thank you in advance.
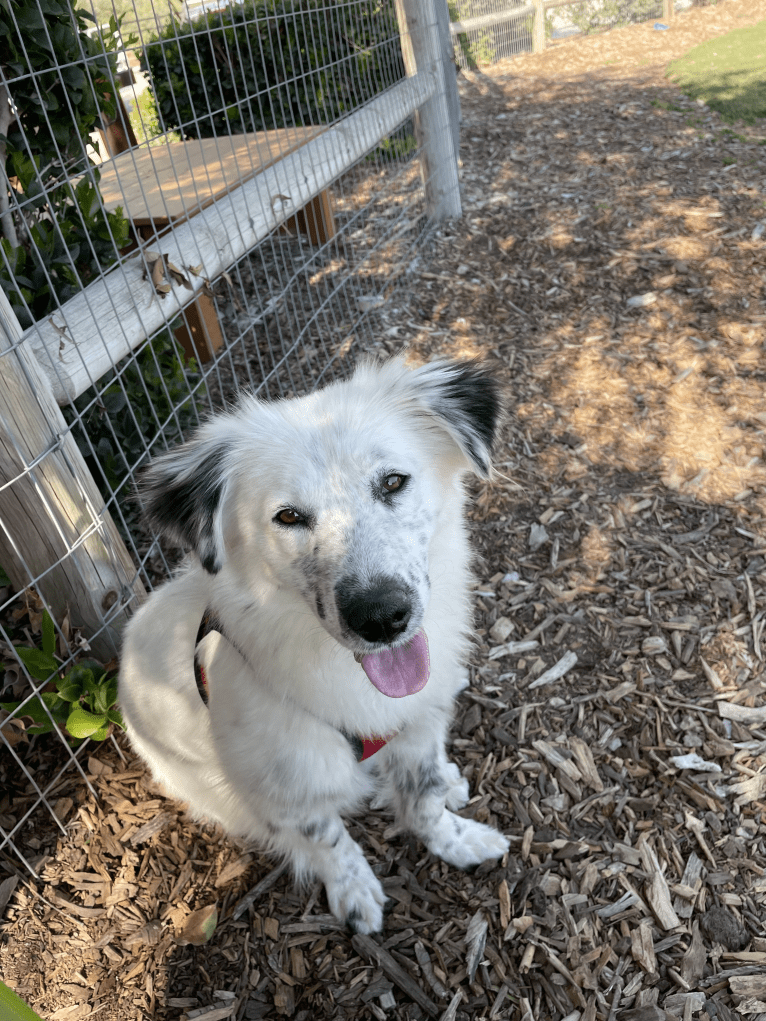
449;0;496;68
1;609;122;744
64;329;205;509
0;0;132;328
140;0;404;140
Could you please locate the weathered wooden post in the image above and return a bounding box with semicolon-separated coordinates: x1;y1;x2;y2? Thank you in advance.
395;0;462;220
533;0;546;53
0;289;144;660
662;0;675;21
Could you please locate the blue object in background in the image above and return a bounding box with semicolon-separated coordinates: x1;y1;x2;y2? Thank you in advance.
654;21;669;29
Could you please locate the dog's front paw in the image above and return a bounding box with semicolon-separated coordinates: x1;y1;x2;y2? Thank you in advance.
325;856;387;934
428;813;509;871
443;762;470;810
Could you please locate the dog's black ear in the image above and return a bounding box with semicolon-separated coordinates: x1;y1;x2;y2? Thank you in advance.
406;360;501;478
140;437;230;574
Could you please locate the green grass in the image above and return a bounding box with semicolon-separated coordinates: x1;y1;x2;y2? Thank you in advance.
127;86;181;147
87;0;168;38
666;19;766;125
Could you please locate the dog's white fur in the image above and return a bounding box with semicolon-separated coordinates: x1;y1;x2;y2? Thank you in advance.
119;357;509;933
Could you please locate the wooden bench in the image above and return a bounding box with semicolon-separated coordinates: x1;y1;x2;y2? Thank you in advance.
97;127;336;361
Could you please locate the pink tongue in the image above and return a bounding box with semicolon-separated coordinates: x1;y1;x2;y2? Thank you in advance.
361;631;430;698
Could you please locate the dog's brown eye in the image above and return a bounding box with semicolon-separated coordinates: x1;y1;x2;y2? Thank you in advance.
277;508;303;525
383;474;406;493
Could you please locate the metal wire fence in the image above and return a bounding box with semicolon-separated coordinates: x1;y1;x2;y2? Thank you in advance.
449;0;702;66
0;0;459;875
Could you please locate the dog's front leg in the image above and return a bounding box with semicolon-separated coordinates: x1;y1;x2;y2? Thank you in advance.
386;726;509;870
269;811;387;934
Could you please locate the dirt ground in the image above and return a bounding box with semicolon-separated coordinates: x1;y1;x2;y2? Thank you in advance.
3;1;766;1019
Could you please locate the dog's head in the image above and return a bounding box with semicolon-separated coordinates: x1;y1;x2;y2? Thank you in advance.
141;358;500;686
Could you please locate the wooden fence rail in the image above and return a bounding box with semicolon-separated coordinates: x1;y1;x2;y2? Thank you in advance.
450;0;675;54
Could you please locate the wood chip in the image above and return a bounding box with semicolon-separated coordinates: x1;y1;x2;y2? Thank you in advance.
527;650;578;689
351;934;439;1018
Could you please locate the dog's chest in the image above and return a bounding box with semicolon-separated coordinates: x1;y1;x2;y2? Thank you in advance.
194;613;406;761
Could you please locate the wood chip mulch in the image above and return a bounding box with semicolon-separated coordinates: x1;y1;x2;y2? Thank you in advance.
2;2;766;1019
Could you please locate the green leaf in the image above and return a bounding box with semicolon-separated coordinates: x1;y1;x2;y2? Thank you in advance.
103;676;119;709
0;978;46;1021
88;722;110;741
106;707;124;728
91;681;111;715
56;679;83;702
66;707;108;738
63;663;95;690
101;389;127;415
15;646;58;682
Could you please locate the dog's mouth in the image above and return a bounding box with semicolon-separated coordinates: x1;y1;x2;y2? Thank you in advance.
353;630;430;698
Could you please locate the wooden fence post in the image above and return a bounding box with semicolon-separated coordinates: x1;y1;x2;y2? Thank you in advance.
0;290;144;660
395;0;462;220
533;0;546;53
662;0;675;21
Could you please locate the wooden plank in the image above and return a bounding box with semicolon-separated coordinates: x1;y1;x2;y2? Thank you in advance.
0;290;144;658
395;0;461;221
287;190;336;247
174;294;224;363
97;127;326;227
99;92;140;158
25;71;435;405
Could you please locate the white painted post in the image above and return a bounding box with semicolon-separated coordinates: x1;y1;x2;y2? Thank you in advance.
0;289;144;659
533;0;546;53
395;0;462;220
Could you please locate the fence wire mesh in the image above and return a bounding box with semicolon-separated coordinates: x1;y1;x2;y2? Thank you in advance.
449;0;706;66
450;0;536;64
0;0;451;875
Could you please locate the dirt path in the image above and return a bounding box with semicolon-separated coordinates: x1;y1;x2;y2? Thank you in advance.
503;0;766;82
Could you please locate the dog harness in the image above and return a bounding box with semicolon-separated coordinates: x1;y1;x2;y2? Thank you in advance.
193;611;394;762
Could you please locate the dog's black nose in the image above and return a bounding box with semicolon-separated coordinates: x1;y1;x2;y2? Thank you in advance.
337;579;413;644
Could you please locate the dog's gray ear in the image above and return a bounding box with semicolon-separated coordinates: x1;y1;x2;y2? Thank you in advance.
141;436;230;574
406;360;501;478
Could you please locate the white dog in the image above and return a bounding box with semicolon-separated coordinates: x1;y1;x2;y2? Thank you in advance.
119;357;509;933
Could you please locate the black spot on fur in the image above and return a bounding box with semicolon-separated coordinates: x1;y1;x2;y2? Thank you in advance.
343;732;365;762
429;362;501;476
416;760;448;800
402;770;418;797
316;594;325;620
141;443;228;574
300;819;329;843
346;909;365;933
